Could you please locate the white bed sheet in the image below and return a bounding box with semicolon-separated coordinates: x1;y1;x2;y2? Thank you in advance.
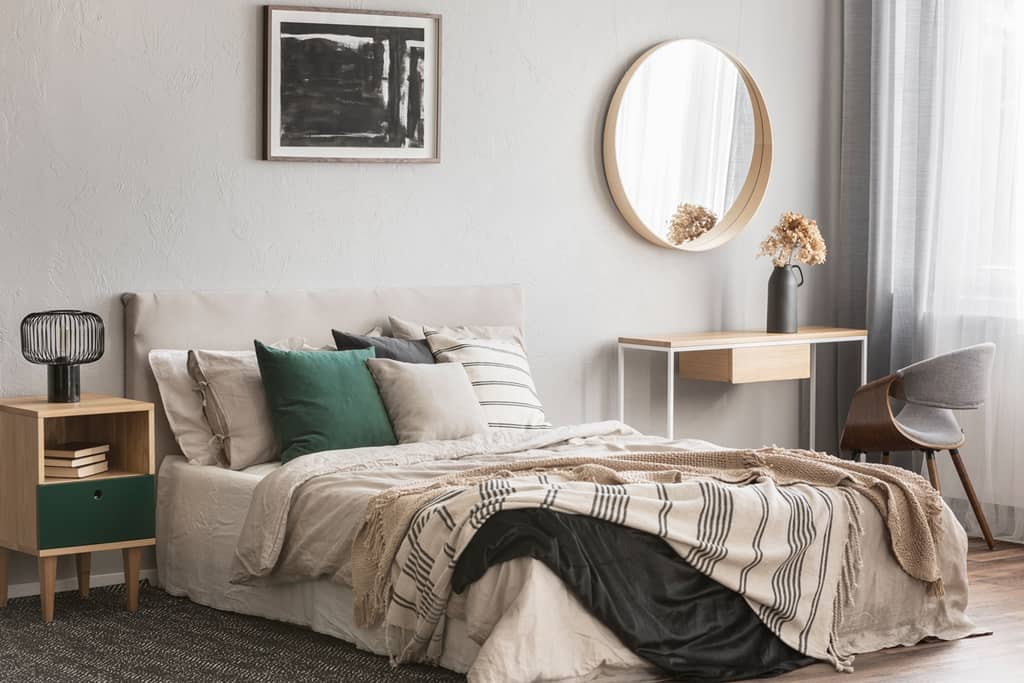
156;457;476;673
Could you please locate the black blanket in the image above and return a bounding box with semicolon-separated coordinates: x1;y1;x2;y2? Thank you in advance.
451;509;815;682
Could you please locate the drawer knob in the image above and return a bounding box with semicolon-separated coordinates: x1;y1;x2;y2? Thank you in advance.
93;490;103;500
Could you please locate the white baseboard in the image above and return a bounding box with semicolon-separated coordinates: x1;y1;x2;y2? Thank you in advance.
8;568;159;600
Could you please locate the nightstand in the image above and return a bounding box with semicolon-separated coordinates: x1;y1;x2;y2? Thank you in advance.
0;394;155;623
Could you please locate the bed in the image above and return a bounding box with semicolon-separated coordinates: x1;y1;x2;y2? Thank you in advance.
126;287;983;682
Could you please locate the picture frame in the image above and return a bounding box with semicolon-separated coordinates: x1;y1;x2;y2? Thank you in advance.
264;5;441;162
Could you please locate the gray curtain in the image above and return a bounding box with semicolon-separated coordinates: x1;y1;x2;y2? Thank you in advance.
833;0;945;467
840;0;943;374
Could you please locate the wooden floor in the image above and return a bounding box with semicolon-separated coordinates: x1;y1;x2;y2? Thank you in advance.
773;539;1023;682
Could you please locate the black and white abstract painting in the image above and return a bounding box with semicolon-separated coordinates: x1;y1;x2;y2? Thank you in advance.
265;7;440;161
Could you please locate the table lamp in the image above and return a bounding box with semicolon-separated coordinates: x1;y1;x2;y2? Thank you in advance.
20;310;105;403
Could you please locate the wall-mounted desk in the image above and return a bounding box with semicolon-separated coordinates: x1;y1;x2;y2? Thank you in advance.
617;327;868;448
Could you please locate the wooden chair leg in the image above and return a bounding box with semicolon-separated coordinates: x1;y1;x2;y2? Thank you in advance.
76;553;91;599
950;448;996;550
881;452;891;465
38;556;57;624
0;547;8;608
925;450;941;493
122;547;141;613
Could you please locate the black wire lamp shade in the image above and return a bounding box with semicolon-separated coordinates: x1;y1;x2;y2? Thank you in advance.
21;310;105;403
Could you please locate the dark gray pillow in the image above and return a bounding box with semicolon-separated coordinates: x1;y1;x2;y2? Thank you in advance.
332;330;435;364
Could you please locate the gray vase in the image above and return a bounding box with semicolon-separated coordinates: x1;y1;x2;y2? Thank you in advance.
766;265;803;333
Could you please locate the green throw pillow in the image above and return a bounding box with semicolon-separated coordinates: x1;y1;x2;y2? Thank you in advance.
254;341;396;463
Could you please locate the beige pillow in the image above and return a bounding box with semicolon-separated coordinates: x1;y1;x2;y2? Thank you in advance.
149;350;220;465
388;315;525;347
187;350;274;469
366;358;489;443
187;337;329;469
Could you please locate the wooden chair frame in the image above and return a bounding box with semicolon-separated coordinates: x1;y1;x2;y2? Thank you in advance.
840;374;995;550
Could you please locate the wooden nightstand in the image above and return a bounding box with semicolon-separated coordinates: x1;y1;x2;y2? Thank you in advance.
0;394;155;623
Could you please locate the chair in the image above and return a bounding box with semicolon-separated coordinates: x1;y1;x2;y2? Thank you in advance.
840;343;996;549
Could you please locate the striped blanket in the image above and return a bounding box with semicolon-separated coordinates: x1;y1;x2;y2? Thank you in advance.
360;456;867;671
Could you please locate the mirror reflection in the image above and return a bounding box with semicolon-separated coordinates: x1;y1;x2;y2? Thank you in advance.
613;40;756;245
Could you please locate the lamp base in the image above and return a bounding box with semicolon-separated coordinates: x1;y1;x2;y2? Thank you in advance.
47;365;80;403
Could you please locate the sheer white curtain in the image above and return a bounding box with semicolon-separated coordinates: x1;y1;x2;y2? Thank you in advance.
925;1;1024;541
852;0;1024;541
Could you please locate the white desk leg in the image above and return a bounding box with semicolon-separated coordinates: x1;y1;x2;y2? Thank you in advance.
617;345;625;423
808;344;817;451
859;338;868;462
860;338;868;385
666;350;675;441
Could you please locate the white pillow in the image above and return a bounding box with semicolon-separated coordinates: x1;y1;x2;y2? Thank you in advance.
388;315;525;347
148;350;221;465
366;358;489;443
425;332;550;431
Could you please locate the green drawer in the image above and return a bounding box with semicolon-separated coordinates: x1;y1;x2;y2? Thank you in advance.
37;475;155;550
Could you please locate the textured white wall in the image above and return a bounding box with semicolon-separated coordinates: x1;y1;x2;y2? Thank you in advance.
0;0;841;586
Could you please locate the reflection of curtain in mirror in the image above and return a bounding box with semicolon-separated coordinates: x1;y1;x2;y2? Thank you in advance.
616;44;748;234
725;85;755;213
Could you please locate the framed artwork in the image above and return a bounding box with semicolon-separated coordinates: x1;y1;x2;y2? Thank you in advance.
264;6;441;162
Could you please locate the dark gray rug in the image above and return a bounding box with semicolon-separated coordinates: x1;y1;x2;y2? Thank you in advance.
0;582;465;682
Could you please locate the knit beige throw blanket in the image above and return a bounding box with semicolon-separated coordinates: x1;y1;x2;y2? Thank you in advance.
351;447;945;629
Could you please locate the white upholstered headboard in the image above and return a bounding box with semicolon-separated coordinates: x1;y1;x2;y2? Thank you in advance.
122;286;524;461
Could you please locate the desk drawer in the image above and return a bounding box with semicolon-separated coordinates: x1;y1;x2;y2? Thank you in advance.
678;344;811;384
37;475;154;550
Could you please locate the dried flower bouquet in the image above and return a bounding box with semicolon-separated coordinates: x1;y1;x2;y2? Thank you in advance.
667;203;718;245
757;211;827;267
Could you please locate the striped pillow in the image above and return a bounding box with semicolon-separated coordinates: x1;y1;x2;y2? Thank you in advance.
425;331;550;431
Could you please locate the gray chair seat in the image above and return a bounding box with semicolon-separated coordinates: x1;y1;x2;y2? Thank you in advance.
893;403;964;448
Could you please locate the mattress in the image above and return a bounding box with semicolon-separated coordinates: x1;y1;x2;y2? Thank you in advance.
157;456;479;672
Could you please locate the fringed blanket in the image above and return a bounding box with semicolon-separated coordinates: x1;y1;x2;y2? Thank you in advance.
352;448;945;672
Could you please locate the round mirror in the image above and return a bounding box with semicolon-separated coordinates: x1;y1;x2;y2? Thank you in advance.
603;40;772;251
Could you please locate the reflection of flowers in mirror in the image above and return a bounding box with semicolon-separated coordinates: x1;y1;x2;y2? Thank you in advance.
757;212;827;267
667;203;718;245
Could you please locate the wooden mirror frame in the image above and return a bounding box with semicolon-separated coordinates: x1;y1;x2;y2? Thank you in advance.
603;40;773;252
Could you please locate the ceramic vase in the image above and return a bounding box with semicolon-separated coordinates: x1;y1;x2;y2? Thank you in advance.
766;265;803;333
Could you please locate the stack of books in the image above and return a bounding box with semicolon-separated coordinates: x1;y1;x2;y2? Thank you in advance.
44;442;110;479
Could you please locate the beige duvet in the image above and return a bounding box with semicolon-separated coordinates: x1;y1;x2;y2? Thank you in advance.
230;422;983;679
